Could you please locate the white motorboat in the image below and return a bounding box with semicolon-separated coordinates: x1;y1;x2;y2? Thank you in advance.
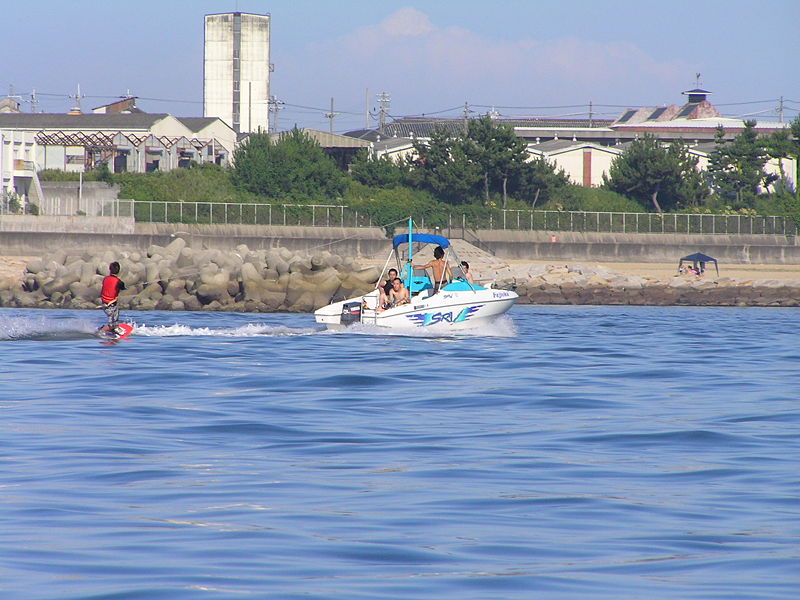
314;220;518;330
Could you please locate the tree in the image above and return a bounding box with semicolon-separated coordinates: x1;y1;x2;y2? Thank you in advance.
707;121;777;208
411;127;482;205
509;156;570;208
603;134;701;212
232;128;346;201
463;115;529;207
348;149;410;188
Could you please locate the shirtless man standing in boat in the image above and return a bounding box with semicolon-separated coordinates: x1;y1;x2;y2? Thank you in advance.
414;246;451;292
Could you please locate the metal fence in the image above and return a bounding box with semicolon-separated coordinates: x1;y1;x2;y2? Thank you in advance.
11;197;798;236
471;209;798;236
130;202;375;228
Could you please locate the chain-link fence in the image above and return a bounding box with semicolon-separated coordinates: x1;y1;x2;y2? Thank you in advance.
16;197;799;236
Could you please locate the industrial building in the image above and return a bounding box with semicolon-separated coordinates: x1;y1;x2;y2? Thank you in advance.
352;89;794;191
0;110;236;175
204;12;271;134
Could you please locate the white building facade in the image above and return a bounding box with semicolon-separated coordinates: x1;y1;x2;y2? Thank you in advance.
204;12;271;134
0;129;43;210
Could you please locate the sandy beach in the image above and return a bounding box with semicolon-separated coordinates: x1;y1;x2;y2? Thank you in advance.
506;259;800;283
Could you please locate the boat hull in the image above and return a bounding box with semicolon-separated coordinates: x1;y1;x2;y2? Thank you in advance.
315;288;517;331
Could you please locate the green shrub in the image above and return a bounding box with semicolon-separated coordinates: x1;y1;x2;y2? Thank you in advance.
544;186;646;212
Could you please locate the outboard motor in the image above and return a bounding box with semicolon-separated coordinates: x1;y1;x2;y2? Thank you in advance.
340;301;362;326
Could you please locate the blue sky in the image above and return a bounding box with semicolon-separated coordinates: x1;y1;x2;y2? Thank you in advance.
4;0;799;132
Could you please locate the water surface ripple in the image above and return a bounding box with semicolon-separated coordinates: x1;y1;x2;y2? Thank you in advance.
1;306;798;599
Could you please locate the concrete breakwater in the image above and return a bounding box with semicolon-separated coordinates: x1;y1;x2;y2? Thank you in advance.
1;244;799;312
507;264;800;307
0;237;380;313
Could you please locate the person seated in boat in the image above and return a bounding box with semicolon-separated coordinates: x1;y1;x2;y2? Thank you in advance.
460;261;475;284
377;268;399;308
377;278;410;312
414;246;452;293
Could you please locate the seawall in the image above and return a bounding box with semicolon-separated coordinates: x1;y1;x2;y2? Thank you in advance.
475;230;800;264
2;220;799;265
0;222;388;258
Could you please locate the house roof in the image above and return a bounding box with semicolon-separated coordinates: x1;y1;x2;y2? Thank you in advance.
271;128;371;148
616;116;786;131
343;129;382;143
527;140;624;156
356;117;615;139
177;117;225;132
373;137;414;152
0;112;170;129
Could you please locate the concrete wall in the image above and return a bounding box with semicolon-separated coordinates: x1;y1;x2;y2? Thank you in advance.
476;229;800;264
0;223;388;258
2;221;799;265
0;215;134;234
38;181;120;216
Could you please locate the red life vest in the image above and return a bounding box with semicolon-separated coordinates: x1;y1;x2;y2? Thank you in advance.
101;275;122;304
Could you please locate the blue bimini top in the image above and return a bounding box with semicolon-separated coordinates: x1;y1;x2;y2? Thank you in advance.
392;233;451;249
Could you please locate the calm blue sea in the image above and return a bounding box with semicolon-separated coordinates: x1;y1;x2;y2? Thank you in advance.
1;305;798;600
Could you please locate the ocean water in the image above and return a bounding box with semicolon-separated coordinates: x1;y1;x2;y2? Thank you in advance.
0;305;798;600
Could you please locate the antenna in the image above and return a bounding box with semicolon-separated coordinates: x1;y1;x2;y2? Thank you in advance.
695;72;702;88
6;84;23;110
69;84;85;113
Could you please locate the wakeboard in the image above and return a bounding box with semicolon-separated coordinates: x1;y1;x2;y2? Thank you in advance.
96;323;134;340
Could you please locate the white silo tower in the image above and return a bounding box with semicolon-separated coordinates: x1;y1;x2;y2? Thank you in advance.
204;12;271;133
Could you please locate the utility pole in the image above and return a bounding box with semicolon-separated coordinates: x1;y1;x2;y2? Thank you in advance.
324;97;339;134
377;91;390;135
30;89;38;113
778;96;784;124
463;101;469;134
268;95;284;133
589;101;593;127
365;88;370;129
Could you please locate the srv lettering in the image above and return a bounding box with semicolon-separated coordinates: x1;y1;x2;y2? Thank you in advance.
405;305;482;327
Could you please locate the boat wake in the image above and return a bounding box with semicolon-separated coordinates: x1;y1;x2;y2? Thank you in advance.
0;314;98;341
133;322;324;338
0;312;516;341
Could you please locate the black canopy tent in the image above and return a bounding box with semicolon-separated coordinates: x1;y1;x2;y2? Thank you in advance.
679;252;719;275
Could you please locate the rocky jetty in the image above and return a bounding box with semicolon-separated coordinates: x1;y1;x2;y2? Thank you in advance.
0;237;380;312
504;264;800;307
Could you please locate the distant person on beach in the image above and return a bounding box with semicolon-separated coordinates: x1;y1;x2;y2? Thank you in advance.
414;246;451;292
99;261;126;333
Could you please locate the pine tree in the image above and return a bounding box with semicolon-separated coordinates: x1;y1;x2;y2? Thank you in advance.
602;134;697;212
